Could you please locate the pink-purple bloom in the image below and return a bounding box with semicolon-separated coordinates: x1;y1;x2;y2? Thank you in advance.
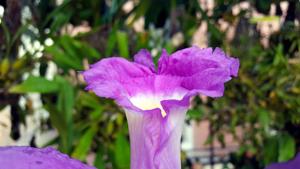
83;46;239;169
0;146;95;169
265;153;300;169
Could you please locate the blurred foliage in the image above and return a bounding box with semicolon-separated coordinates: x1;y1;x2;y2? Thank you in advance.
0;0;300;169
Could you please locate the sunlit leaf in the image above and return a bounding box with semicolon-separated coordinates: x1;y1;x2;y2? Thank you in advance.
114;132;130;169
278;133;296;162
117;31;129;58
72;126;97;160
9;76;59;93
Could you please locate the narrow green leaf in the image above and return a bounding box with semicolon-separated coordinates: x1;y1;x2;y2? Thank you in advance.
59;35;82;62
42;0;71;28
258;108;270;129
80;43;101;59
94;147;106;169
11;23;29;46
273;44;286;66
0;22;11;49
105;29;117;56
45;104;69;152
9;76;59;93
55;76;75;152
90;109;103;121
0;58;10;77
45;45;83;70
117;31;129;58
250;16;279;24
78;92;101;109
55;76;74;124
72;126;97;160
114;132;130;169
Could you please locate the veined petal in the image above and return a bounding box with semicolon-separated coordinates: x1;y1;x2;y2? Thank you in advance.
125;103;188;169
0;146;95;169
157;49;169;74
82;57;154;99
163;46;239;77
134;49;156;72
266;153;300;169
159;46;239;97
212;47;239;77
181;68;230;97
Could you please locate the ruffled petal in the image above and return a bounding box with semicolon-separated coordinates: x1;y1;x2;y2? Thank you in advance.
163;46;239;77
157;49;169;74
134;49;156;72
82;57;154;99
181;68;230;97
212;47;239;77
159;46;239;97
0;146;95;169
266;153;300;169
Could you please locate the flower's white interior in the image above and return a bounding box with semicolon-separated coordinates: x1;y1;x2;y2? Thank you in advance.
129;93;184;117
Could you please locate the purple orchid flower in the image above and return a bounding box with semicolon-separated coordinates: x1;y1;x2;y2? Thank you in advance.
0;146;95;169
83;46;239;169
265;154;300;169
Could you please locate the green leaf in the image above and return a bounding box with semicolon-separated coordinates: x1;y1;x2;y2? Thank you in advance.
116;31;129;58
11;23;29;46
187;107;204;121
114;132;130;169
78;92;101;109
50;11;72;33
129;0;150;25
250;16;279;24
45;44;83;70
0;58;10;77
278;133;296;162
94;147;106;169
42;0;72;29
72;126;97;160
9;76;59;93
0;21;11;49
273;44;286;66
80;43;101;59
54;76;75;152
258;108;270;129
55;76;74;125
263;136;278;165
45;104;69;152
90;109;103;121
59;35;82;62
105;29;117;56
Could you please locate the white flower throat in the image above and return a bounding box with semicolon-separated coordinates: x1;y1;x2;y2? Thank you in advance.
129;93;184;117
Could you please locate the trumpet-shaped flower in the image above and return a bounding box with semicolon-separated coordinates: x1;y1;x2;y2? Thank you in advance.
83;46;239;169
0;146;95;169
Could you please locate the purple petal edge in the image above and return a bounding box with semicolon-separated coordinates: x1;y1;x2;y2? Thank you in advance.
265;153;300;169
134;49;156;72
0;146;95;169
